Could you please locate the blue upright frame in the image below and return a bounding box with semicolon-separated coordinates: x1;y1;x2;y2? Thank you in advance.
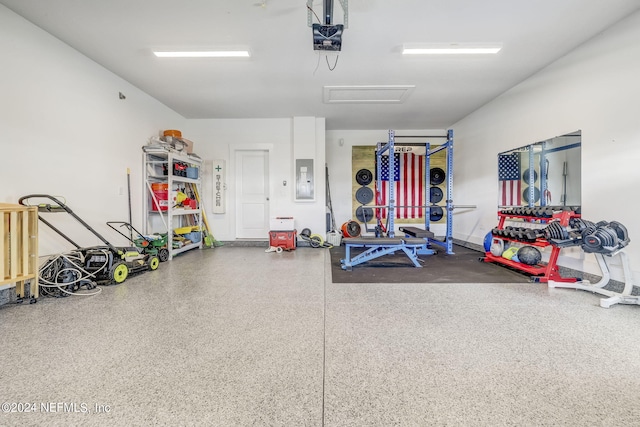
375;129;455;254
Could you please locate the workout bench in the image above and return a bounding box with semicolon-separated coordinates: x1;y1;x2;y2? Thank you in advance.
400;226;454;255
340;237;435;270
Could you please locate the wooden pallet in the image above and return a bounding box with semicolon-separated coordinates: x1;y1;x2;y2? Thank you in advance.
1;203;39;300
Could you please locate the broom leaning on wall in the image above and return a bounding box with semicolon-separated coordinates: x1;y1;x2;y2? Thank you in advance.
192;184;222;248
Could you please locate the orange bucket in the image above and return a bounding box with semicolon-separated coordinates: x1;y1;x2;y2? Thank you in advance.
163;129;182;138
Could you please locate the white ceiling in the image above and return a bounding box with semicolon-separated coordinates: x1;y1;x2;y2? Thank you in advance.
2;0;639;130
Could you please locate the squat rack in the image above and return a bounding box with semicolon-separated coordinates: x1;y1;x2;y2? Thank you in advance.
372;129;458;254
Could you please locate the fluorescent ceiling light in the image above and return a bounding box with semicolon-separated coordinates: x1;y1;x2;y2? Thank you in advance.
402;44;502;55
153;50;250;58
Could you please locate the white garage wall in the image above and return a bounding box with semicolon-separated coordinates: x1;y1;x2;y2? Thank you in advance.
452;9;640;281
185;117;326;241
0;5;185;256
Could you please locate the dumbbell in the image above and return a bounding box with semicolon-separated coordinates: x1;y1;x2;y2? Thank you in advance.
523;228;540;242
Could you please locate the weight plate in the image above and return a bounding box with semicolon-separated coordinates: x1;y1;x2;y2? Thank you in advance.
355;169;373;186
430;167;445;185
355;206;374;223
522;169;539;183
355;186;374;204
429;186;443;203
430;206;444;222
522;187;541;203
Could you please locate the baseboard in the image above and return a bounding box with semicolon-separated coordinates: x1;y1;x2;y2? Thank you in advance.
221;240;314;248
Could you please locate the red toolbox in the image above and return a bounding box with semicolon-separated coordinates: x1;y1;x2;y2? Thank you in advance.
269;230;297;250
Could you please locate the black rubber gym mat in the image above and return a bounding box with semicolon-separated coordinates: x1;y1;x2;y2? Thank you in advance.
329;244;530;283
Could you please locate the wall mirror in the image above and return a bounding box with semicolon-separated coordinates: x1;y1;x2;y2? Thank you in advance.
498;130;581;208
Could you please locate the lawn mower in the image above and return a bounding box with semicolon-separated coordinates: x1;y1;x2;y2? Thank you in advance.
18;195;159;295
107;221;169;262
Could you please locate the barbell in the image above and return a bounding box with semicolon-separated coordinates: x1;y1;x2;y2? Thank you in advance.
358;204;477;222
361;204;477;210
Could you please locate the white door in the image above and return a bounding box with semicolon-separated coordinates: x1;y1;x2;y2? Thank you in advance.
235;150;269;239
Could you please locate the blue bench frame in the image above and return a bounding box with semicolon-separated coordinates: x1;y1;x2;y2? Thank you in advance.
340;237;435;270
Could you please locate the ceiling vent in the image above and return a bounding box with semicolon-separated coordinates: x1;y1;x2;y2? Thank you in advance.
323;85;415;104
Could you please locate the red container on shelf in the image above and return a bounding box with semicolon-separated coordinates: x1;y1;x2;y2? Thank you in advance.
151;183;169;211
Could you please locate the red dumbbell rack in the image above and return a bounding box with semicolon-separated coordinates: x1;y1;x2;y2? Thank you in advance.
482;209;579;283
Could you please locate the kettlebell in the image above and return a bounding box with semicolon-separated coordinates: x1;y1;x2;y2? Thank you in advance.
490;238;504;256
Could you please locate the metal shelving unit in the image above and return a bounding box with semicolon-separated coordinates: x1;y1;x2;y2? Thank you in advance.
143;147;203;261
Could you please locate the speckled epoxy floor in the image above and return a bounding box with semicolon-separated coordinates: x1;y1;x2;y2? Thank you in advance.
1;247;639;426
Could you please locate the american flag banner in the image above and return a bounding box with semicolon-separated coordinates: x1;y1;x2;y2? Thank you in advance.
376;152;424;219
498;153;521;206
